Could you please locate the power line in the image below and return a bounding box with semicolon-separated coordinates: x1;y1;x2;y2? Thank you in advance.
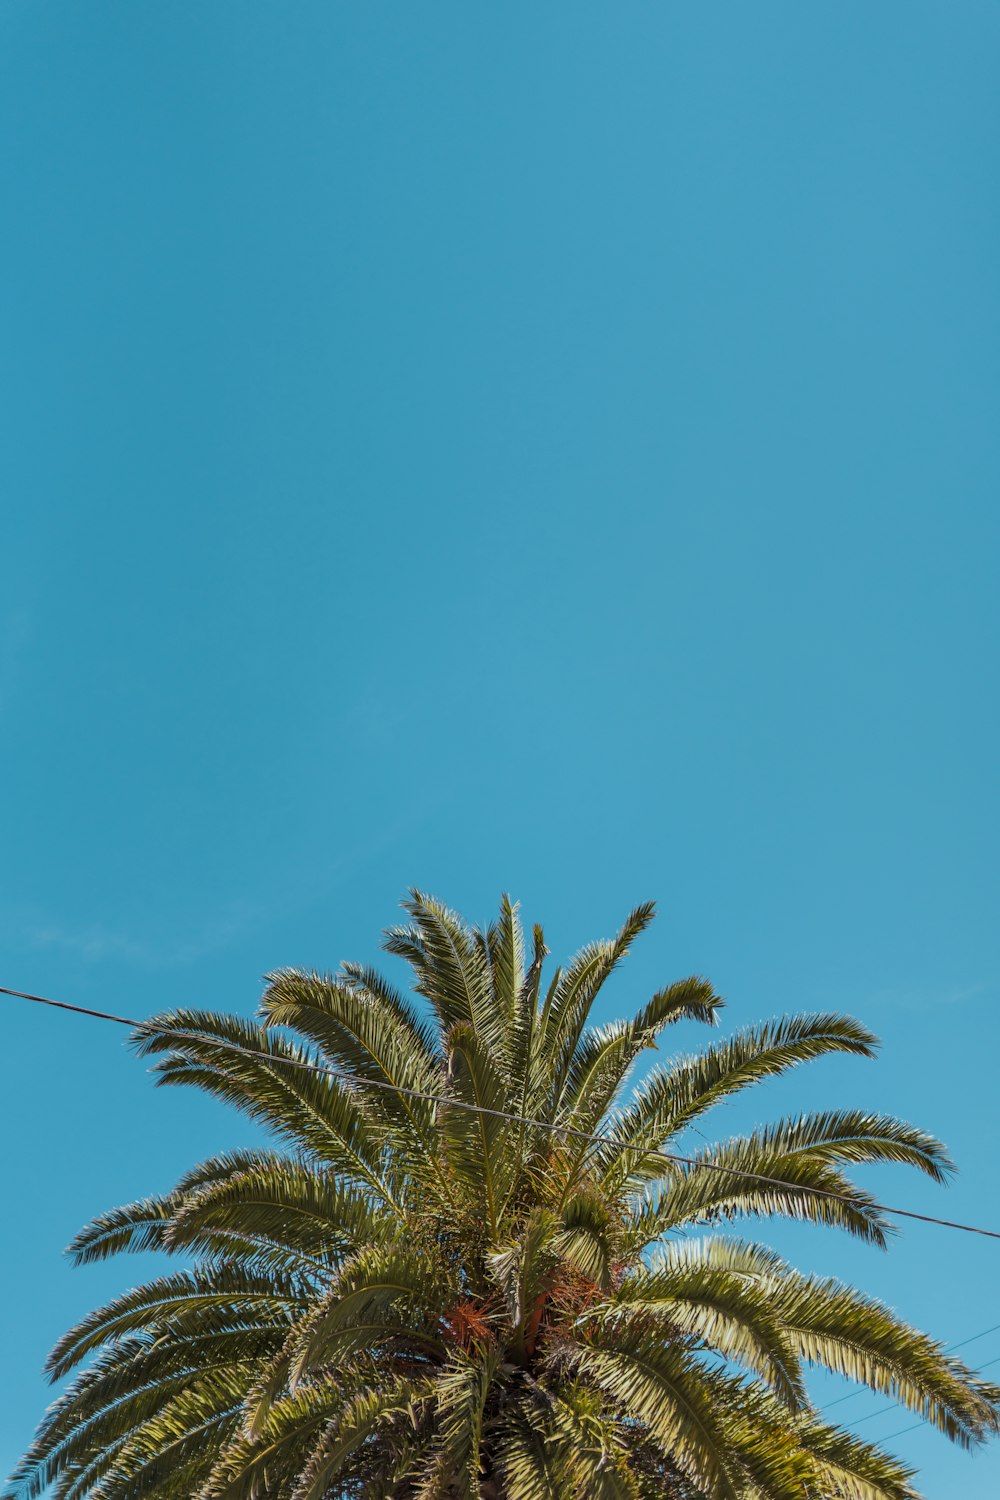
879;1422;924;1444
840;1351;1000;1434
821;1322;1000;1413
873;1357;1000;1445
0;984;136;1027
945;1324;1000;1354
5;983;1000;1243
847;1402;911;1431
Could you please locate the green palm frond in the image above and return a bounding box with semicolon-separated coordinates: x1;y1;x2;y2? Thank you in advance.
635;1111;951;1248
291;1382;425;1500
440;1019;519;1233
9;893;998;1500
202;1378;361;1500
76;1373;247;1500
45;1264;304;1382
540;1384;642;1500
602;1013;879;1179
67;1191;183;1265
555;1332;741;1499
416;1346;502;1497
717;1383;921;1500
164;1154;393;1280
260;968;440;1130
393;890;503;1059
492;1400;568;1500
288;1242;452;1382
483;894;525;1045
557;974;723;1131
606;1254;804;1407
551;1185;617;1288
537;903;657;1113
10;1331;277;1500
132;1010;398;1201
771;1273;1000;1443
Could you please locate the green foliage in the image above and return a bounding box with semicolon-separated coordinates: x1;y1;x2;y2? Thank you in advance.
8;893;1000;1499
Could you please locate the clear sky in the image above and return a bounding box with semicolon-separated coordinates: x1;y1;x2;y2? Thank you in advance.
1;3;998;1494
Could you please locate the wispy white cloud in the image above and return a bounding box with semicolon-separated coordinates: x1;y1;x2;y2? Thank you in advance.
9;899;260;972
3;798;439;977
27;922;155;965
865;981;989;1014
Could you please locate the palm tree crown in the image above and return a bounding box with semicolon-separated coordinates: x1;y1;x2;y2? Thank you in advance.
10;893;1000;1500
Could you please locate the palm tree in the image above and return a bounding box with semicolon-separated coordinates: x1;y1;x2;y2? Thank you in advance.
9;894;1000;1500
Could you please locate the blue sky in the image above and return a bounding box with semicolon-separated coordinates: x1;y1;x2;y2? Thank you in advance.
2;2;999;1493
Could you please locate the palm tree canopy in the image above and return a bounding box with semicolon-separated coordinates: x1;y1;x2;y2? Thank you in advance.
9;893;1000;1500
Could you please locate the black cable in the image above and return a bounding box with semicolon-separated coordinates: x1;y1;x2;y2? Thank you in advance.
0;984;136;1026
841;1351;1000;1433
821;1322;1000;1414
5;983;1000;1243
874;1356;1000;1445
